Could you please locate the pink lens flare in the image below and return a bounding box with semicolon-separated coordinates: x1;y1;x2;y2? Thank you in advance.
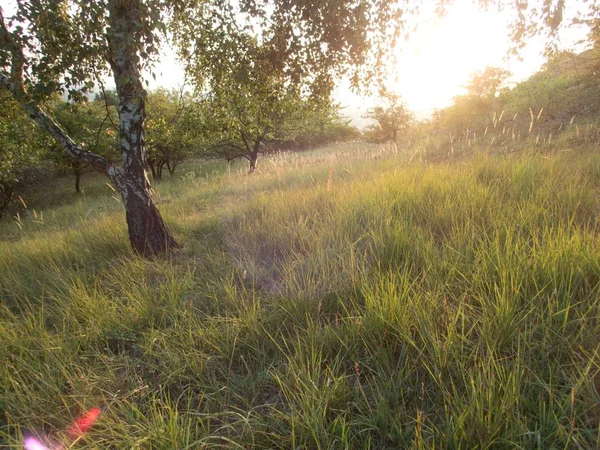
23;407;101;449
66;407;101;438
23;437;51;450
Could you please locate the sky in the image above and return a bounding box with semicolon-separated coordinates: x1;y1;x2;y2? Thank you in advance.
338;0;590;126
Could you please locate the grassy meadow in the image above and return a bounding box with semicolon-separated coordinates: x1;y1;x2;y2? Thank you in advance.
1;143;600;448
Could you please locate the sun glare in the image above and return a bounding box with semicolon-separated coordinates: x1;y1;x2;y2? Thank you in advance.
390;0;513;115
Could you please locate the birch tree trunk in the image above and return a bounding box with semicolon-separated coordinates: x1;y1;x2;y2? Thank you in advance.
106;0;179;255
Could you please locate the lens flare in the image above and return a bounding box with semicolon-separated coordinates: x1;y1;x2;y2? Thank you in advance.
66;407;101;438
23;437;51;450
24;407;102;449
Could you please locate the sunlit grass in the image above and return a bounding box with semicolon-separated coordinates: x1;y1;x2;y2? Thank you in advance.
1;143;600;448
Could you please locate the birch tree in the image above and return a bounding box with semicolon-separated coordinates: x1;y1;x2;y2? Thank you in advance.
0;1;178;255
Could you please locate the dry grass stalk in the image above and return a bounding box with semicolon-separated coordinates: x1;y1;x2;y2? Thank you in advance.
529;108;535;134
537;107;544;120
327;159;334;191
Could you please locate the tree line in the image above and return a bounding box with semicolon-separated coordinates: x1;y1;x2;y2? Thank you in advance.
0;84;357;218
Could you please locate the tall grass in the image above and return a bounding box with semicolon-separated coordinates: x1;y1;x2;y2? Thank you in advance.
1;144;600;448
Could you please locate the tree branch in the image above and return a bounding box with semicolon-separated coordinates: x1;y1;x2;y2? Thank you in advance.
0;9;112;175
1;74;112;172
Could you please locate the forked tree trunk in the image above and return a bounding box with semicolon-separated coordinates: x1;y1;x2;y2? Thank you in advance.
107;0;179;255
248;153;258;173
167;158;178;176
157;159;166;180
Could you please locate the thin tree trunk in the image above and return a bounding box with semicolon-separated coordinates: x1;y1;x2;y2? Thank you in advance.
248;140;261;174
156;160;165;181
148;159;157;180
73;162;82;194
248;153;258;173
75;171;82;194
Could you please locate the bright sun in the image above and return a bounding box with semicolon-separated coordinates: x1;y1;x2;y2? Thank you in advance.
390;0;512;114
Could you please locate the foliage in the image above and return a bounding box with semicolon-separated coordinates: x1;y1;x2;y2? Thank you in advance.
199;46;312;172
0;1;162;102
286;118;362;151
199;59;358;168
465;66;511;99
49;98;119;193
0;90;47;217
287;101;362;150
422;45;600;156
482;1;600;56
364;92;413;144
173;0;409;96
146;88;204;180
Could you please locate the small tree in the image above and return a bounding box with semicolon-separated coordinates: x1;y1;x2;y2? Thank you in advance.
199;47;309;173
364;92;413;144
146;88;202;180
466;66;511;100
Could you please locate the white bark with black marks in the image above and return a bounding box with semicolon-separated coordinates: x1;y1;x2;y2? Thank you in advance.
105;0;179;255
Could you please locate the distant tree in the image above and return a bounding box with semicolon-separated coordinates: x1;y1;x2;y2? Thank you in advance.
93;89;119;107
364;92;413;144
146;88;203;180
196;39;310;173
466;67;511;99
300;100;360;147
264;99;360;151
